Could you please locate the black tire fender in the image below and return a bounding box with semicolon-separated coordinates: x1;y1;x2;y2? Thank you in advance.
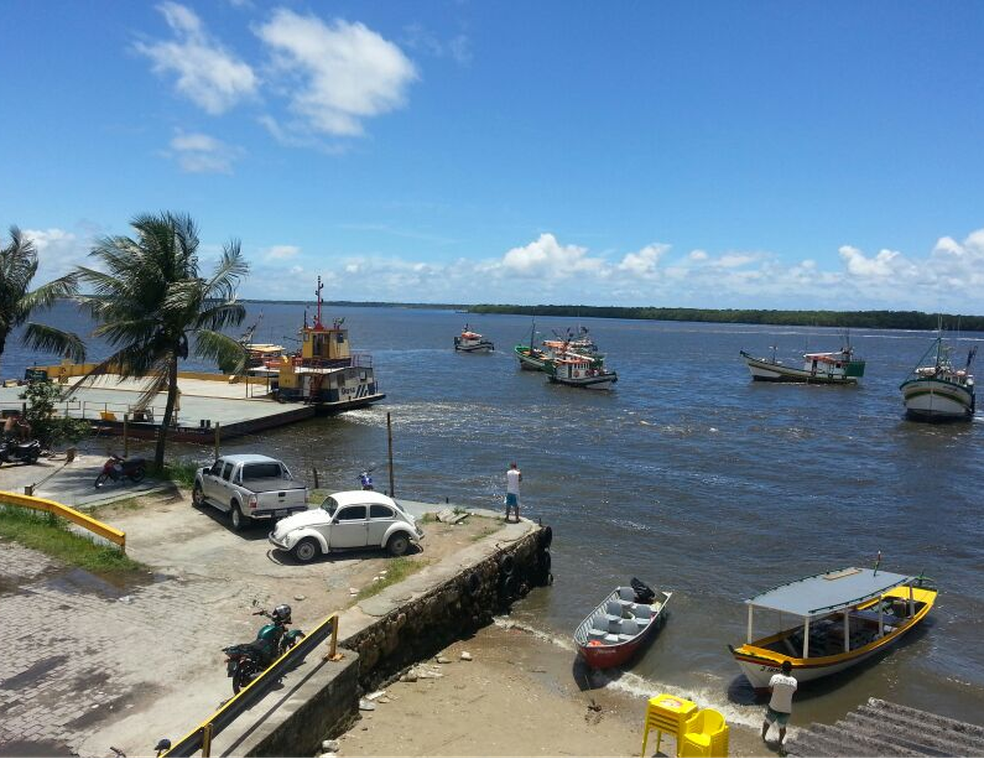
498;553;515;577
539;548;552;572
500;574;517;599
465;572;481;596
540;524;553;548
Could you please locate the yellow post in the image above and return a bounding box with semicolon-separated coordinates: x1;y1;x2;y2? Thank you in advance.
201;723;213;758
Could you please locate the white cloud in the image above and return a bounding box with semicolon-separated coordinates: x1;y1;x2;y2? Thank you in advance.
402;24;472;65
167;131;243;173
688;249;709;261
22;228;89;279
501;233;606;279
255;10;418;138
135;1;257;114
265;244;300;260
618;243;670;276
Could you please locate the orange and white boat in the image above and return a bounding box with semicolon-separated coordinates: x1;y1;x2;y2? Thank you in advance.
454;325;494;353
730;567;936;692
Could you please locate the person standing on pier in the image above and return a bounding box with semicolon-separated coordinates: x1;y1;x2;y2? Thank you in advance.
761;660;797;747
505;462;522;523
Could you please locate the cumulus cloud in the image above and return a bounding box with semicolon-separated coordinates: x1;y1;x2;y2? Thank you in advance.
618;243;670;276
255;10;418;137
135;2;257;114
22;228;90;279
501;233;606;279
167;131;243;173
265;244;300;260
402;24;471;65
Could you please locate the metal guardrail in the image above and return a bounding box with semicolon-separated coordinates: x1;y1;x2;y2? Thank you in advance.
0;489;126;548
162;611;340;758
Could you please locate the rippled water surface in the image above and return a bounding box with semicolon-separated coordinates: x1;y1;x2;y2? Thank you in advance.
6;302;984;727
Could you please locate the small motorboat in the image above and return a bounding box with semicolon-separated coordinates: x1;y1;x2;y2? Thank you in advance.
574;579;671;669
454;325;494;353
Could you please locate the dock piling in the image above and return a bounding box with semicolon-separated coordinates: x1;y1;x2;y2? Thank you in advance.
387;412;395;498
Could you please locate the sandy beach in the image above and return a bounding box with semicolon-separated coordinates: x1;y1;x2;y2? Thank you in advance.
337;620;769;758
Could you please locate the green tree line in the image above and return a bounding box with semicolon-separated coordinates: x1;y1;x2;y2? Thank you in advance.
467;305;984;331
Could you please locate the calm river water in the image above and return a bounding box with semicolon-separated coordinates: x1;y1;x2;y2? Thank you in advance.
6;301;984;728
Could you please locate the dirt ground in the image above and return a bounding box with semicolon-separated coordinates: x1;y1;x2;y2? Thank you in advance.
0;486;505;758
339;623;766;758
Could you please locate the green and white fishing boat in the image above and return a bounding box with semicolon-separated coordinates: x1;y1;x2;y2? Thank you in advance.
900;333;976;422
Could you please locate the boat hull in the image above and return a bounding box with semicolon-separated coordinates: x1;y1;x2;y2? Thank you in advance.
455;341;494;353
548;373;617;390
574;587;671;670
515;347;547;371
740;352;859;384
900;378;974;421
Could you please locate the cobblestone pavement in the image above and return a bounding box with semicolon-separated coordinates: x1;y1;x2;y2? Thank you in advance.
0;539;253;757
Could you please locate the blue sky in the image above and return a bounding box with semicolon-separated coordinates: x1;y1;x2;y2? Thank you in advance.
2;1;984;310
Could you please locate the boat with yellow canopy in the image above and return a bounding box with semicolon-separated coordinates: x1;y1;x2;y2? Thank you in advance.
729;566;936;692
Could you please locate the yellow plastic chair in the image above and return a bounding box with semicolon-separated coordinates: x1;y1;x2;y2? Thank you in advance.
641;693;698;757
679;708;729;758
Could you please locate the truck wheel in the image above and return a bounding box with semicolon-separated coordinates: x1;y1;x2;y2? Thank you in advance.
292;538;319;563
231;503;249;532
192;484;205;507
387;533;410;557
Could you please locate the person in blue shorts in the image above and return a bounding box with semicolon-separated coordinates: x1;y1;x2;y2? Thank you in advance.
504;462;522;522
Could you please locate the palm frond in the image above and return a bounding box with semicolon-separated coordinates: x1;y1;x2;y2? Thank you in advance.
17;273;79;317
22;323;86;362
194;329;248;374
196;301;247;332
205;241;249;301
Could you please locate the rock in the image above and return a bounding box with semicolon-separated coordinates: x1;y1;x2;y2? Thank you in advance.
366;690;386;701
118;595;133;604
348;587;359;594
372;576;380;582
321;739;340;752
378;697;391;704
460;651;473;661
399;673;417;683
358;699;376;711
435;656;452;664
294;594;306;601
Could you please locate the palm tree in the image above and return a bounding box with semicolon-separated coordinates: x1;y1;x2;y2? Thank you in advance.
0;226;85;372
75;212;249;469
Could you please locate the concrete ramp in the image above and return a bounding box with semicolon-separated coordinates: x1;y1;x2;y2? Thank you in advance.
786;698;984;757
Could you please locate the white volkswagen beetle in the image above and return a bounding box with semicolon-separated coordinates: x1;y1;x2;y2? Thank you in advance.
268;490;424;562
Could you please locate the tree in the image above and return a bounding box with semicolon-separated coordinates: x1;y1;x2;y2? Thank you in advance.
74;212;249;469
0;226;85;373
20;377;90;449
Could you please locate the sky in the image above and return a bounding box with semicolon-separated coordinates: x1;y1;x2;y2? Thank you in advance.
2;1;984;311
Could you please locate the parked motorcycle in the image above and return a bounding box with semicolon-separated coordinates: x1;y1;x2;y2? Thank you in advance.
0;438;42;466
222;604;305;694
94;455;147;488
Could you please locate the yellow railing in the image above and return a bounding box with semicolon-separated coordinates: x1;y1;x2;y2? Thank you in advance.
0;490;126;548
163;612;340;757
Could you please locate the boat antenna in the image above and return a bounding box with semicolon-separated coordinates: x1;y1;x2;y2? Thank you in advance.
314;276;324;329
873;550;882;576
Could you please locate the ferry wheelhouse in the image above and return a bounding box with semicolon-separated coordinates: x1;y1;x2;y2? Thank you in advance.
900;336;976;422
256;278;384;411
740;346;865;384
730;567;936;692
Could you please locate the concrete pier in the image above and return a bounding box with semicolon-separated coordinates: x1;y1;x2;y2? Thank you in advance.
786;698;984;757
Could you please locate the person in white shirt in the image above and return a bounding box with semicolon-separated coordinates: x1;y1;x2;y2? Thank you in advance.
762;660;797;747
505;463;522;523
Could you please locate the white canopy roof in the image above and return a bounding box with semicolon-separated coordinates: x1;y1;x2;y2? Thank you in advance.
745;567;914;617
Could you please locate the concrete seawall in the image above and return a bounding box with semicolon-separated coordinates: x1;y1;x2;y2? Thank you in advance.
229;521;552;757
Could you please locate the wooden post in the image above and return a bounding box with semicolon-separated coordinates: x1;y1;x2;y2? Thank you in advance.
214;422;221;460
123;414;129;458
387;412;395;498
312;468;319;489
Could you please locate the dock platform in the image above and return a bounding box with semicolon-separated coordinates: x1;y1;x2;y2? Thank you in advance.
786;697;984;757
0;374;316;442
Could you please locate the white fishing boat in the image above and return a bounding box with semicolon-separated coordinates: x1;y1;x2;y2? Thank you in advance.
740;343;865;384
454;326;494;353
900;335;976;422
546;352;617;389
730;567;936;693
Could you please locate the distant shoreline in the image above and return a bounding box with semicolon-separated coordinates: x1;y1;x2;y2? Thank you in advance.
239;299;984;331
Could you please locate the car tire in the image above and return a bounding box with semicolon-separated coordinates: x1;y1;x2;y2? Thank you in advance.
387;533;410;557
293;538;319;563
192;484;205;508
231;503;248;532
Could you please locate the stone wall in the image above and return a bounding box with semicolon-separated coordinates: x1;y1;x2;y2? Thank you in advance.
341;524;552;691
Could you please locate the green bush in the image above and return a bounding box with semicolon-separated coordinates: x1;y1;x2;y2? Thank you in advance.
18;378;90;448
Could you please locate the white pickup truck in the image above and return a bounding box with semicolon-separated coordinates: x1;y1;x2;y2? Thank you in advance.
192;454;309;531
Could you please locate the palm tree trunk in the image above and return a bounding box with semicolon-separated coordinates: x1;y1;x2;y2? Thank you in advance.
155;353;180;469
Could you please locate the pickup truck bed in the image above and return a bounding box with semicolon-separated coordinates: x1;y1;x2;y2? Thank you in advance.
241;478;302;493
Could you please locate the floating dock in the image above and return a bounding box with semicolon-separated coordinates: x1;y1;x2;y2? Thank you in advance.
786;697;984;757
0;372;316;443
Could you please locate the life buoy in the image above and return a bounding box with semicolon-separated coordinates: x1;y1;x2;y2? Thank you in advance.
574;370;580;378
587;639;602;647
539;548;551;572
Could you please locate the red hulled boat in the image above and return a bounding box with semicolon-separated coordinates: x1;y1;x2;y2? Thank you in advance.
574;579;671;669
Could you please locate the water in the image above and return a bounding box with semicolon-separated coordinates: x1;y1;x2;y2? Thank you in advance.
5;302;984;727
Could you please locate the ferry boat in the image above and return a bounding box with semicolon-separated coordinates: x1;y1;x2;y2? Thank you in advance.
574;580;671;669
740;343;865;384
453;326;494;353
545;352;618;389
729;566;936;693
900;335;976;422
256;277;385;412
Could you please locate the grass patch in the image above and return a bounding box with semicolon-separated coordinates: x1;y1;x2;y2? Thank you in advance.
355;556;430;602
158;460;201;488
420;513;437;524
0;505;145;574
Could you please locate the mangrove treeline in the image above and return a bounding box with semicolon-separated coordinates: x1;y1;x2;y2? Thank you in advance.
466;305;984;332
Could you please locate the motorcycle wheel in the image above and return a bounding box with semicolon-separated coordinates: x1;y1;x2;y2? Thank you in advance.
128;466;146;483
94;473;110;489
232;659;258;694
26;452;40;465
